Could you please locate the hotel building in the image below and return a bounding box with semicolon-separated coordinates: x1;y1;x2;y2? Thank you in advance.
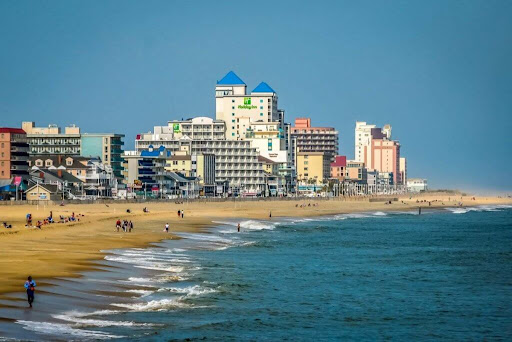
0;128;30;180
22;121;81;156
215;71;280;139
136;117;266;194
291;118;339;165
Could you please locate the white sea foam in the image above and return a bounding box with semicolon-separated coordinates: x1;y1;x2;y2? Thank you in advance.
111;297;193;312
52;313;152;328
372;211;388;216
126;289;154;297
157;285;217;296
445;205;511;214
16;320;121;339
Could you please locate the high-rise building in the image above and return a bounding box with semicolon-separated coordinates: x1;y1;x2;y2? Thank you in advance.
369;138;401;184
400;157;407;186
22;121;81;156
291;118;339;164
354;121;391;166
0;128;29;180
81;133;125;180
215;71;280;140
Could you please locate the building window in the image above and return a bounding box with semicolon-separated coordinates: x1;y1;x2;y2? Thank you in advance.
232;99;235;103
232;113;235;116
260;99;263;103
232;133;235;136
260;106;263;109
260;113;263;116
232;106;235;109
232;120;235;123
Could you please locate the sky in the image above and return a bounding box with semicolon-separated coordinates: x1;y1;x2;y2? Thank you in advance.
1;1;511;192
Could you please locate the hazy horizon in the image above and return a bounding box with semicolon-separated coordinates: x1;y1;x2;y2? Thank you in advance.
1;1;511;192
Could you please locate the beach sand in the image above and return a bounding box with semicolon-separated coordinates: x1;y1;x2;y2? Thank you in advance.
0;193;510;300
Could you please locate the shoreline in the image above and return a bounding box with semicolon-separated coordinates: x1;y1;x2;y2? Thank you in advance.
1;193;511;302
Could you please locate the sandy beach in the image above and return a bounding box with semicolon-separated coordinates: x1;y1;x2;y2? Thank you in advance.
0;193;511;301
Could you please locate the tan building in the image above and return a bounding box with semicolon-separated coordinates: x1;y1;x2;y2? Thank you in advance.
400;157;407;186
0;128;29;180
296;152;330;184
165;154;193;176
346;160;365;182
330;155;347;182
25;184;60;201
22;122;81;156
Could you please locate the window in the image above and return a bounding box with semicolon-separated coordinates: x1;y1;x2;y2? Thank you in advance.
1;162;3;166
232;99;235;103
0;143;3;148
260;106;263;109
260;113;263;116
232;106;235;109
1;171;3;176
232;126;235;129
232;120;235;123
232;113;235;116
232;133;235;136
260;99;263;103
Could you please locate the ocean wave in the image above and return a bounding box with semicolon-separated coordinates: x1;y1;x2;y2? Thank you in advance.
157;285;217;297
213;220;277;231
111;297;194;312
126;289;154;297
16;320;122;340
52;313;153;328
445;205;511;214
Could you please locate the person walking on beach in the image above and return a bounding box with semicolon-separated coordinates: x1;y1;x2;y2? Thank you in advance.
177;209;181;217
129;221;133;232
24;276;36;308
116;219;121;232
181;210;184;219
165;223;169;233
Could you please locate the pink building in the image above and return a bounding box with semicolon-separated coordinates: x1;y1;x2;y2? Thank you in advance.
369;139;401;184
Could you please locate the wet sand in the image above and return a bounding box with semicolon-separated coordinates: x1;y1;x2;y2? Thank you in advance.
0;193;510;302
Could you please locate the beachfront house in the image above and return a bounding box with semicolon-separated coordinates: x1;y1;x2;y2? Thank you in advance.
25;184;60;201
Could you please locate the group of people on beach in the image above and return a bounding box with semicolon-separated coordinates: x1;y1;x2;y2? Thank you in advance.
295;203;319;208
116;219;134;232
23;211;83;229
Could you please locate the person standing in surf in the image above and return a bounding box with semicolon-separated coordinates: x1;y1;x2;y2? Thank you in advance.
24;276;36;308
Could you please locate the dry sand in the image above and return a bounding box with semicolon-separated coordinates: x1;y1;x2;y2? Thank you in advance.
0;193;510;298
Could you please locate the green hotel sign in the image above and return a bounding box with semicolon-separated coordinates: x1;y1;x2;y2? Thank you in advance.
173;123;180;133
238;97;256;109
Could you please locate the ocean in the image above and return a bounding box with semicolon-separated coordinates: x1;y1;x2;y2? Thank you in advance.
1;205;511;341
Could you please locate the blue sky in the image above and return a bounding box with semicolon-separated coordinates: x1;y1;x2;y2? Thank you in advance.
1;1;511;192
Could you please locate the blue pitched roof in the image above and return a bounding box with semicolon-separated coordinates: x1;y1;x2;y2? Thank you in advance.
141;145;167;157
217;71;245;85
252;82;275;93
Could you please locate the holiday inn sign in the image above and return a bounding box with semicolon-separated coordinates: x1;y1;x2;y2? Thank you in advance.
238;97;256;109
